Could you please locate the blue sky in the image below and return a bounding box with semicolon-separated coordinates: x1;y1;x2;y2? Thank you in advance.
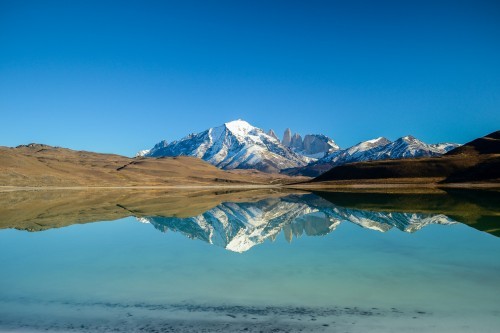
1;0;499;156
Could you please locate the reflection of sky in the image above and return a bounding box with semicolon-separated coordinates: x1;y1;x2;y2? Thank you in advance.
1;214;499;313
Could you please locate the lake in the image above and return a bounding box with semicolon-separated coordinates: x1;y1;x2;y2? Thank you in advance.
0;189;499;332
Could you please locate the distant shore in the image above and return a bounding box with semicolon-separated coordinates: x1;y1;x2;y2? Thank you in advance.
1;181;498;193
0;184;285;192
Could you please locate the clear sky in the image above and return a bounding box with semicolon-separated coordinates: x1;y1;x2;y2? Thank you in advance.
1;0;499;156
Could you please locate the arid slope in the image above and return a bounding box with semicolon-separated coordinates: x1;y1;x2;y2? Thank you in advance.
0;144;304;187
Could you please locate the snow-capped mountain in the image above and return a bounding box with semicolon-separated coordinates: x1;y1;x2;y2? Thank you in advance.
284;136;460;176
319;137;392;165
322;135;458;164
365;135;459;159
139;119;460;174
143;120;310;172
137;194;457;252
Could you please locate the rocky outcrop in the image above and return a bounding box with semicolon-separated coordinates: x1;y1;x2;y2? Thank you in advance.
267;129;279;141
282;128;292;147
303;135;337;155
281;130;339;158
290;133;303;150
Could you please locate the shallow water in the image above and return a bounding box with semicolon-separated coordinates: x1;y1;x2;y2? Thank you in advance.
0;190;499;332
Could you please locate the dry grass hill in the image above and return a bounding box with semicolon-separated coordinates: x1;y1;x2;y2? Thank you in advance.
0;144;304;187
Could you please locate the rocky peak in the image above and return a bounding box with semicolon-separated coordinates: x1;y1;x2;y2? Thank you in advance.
151;140;169;150
282;128;292;147
400;135;419;143
302;134;340;155
290;133;303;149
267;129;279;141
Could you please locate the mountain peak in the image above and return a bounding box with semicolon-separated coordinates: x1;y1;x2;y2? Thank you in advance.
282;128;292;147
142;120;309;172
267;129;279;140
366;137;390;144
400;135;419;143
224;119;254;133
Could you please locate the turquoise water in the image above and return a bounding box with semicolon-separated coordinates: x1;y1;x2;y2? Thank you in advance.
0;191;499;332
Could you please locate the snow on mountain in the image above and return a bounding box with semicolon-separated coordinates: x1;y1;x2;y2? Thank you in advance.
320;137;392;165
139;119;459;174
143;120;309;172
135;149;150;157
429;142;462;154
321;136;459;164
137;194;457;253
366;135;460;160
284;135;461;176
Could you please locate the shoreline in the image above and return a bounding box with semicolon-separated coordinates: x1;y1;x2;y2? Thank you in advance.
0;181;498;193
0;184;285;192
288;182;500;191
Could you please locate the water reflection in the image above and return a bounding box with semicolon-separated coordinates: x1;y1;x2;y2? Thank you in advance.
0;189;499;333
1;189;497;252
141;194;456;252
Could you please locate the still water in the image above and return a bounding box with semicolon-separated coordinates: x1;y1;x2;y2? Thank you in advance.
0;189;499;332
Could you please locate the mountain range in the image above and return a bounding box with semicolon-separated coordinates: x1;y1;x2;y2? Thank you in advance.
140;119;460;174
2;122;496;188
311;130;500;184
284;135;459;176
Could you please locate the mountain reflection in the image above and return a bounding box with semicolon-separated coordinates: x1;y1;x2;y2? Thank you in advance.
1;189;497;251
137;194;456;252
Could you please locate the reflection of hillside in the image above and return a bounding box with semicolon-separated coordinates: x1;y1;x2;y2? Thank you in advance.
141;194;457;252
0;189;297;231
1;189;497;249
313;190;500;236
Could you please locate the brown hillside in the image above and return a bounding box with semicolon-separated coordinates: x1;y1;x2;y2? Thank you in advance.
0;144;304;187
445;130;500;156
